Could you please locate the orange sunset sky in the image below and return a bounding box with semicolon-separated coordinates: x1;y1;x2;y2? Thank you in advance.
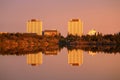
0;0;120;36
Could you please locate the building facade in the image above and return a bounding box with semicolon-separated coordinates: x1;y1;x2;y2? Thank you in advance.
43;30;60;37
27;52;43;66
27;19;42;35
68;49;83;66
68;19;83;36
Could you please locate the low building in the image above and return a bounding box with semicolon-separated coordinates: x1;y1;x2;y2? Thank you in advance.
43;30;60;36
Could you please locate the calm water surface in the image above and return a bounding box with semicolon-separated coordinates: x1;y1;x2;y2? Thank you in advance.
0;48;120;80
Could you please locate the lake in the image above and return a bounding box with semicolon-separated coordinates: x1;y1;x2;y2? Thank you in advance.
0;48;120;80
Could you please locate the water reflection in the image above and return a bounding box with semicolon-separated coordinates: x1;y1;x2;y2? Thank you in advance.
0;44;120;67
68;49;83;66
26;49;84;67
0;45;120;80
88;51;96;56
67;45;120;54
25;49;98;67
44;50;59;55
27;52;43;66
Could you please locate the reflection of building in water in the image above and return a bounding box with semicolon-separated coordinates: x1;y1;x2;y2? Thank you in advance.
44;50;58;55
68;49;83;66
0;32;8;34
68;19;83;36
27;52;43;66
88;51;96;56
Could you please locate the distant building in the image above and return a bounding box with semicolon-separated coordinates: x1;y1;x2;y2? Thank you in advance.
27;52;43;66
27;19;42;35
88;29;97;35
68;49;83;66
43;30;60;36
68;19;83;36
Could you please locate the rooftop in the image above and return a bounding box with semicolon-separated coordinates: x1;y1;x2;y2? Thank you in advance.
70;19;80;22
44;30;58;32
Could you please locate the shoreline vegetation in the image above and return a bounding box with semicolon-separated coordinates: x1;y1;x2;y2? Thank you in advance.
0;32;120;55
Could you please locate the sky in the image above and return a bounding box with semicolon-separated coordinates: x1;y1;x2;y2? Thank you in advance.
0;0;120;36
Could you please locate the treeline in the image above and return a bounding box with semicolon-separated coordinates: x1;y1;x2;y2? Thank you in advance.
0;32;120;55
0;33;59;47
0;33;60;55
59;32;120;46
1;32;120;47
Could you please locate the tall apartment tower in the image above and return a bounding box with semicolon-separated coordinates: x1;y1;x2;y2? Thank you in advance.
68;49;83;66
27;52;43;66
27;19;42;35
68;19;83;36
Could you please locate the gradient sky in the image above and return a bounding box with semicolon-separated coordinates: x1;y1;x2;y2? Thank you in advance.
0;0;120;36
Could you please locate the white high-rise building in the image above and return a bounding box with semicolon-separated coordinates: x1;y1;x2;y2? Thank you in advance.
68;19;83;36
27;19;42;35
